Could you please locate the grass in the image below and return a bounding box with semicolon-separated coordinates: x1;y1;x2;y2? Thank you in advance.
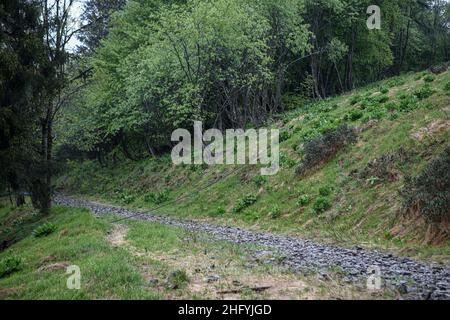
0;201;394;300
55;69;450;262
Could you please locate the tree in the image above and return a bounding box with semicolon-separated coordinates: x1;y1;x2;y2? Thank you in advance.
0;0;45;207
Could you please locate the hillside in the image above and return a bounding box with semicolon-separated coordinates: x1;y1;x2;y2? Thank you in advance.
55;69;450;261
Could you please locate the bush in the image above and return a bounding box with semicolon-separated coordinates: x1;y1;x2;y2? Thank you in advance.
414;84;434;100
297;194;310;206
145;189;170;205
319;186;333;197
280;131;292;142
401;148;450;223
312;197;332;214
118;192;135;204
253;175;268;187
0;255;22;278
209;207;226;217
32;222;57;238
349;95;361;105
372;94;389;104
233;194;257;213
359;148;409;182
444;81;450;91
296;125;357;176
166;270;190;289
344;110;363;121
280;152;296;168
423;74;435;83
380;87;389;94
269;205;281;219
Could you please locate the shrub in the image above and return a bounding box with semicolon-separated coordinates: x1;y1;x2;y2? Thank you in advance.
380;87;389;94
297;194;310;206
253;175;268;187
359;148;409;182
280;131;292;142
296;125;357;176
312;197;332;214
118;192;135;204
33;222;57;238
269;205;281;219
423;74;435;83
209;207;226;217
0;255;22;278
414;84;435;100
369;94;389;104
166;270;189;289
444;81;450;91
145;189;170;205
233;194;257;213
401;148;450;223
344;110;363;121
319;186;333;197
397;94;419;112
349;95;361;105
280;152;296;168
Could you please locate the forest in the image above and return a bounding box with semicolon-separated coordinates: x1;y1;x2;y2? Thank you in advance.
1;0;449;213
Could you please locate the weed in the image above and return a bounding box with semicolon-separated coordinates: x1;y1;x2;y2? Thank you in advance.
269;205;281;219
32;222;57;238
166;270;190;289
297;194;311;206
145;189;171;205
312;197;332;214
414;84;435;100
233;194;257;213
0;255;22;279
423;74;435;83
401;148;450;223
253;175;268;188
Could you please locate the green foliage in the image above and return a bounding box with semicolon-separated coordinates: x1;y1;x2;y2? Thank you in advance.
319;186;333;197
414;84;435;100
0;255;22;279
423;74;435;83
350;95;361;105
296;125;357;176
444;81;450;91
312;197;332;214
145;189;171;205
401;148;450;223
269;205;281;219
117;191;136;205
297;194;310;206
32;222;57;238
166;270;190;290
233;194;257;214
344;109;363;121
253;175;268;188
280;131;292;142
280;152;296;168
380;87;389;94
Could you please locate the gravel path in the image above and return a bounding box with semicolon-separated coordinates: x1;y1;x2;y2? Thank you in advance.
55;196;450;300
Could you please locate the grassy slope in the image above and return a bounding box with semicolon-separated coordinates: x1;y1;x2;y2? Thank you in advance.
0;202;391;300
56;69;450;261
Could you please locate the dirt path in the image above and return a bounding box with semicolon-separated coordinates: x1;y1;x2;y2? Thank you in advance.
55;196;450;300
